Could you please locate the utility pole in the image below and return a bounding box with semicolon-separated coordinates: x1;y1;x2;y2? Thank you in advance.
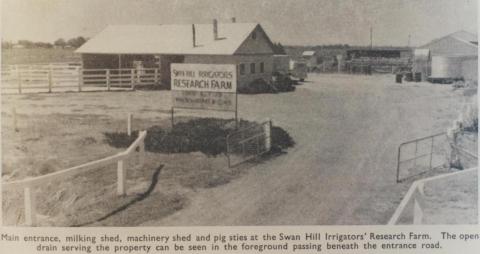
408;34;411;47
370;26;373;48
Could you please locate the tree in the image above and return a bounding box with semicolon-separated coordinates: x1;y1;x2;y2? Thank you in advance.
67;36;87;48
1;41;13;49
34;42;53;48
18;40;35;48
272;42;287;55
54;38;66;48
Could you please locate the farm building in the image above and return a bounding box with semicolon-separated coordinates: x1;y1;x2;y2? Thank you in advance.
346;47;412;59
76;20;276;89
345;47;413;74
301;50;319;70
418;30;478;82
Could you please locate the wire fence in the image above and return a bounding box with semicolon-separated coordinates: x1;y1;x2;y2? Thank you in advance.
226;120;271;167
396;132;449;183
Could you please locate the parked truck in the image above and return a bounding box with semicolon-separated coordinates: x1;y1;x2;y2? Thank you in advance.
289;60;308;81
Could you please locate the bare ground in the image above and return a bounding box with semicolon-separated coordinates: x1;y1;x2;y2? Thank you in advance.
1;73;476;226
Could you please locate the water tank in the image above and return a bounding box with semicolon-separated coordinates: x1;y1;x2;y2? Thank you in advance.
430;56;464;79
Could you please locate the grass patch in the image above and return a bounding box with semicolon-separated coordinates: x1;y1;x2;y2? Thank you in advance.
104;118;295;156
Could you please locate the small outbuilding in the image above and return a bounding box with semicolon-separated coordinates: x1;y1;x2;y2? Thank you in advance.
301;50;319;71
76;20;277;89
419;30;478;82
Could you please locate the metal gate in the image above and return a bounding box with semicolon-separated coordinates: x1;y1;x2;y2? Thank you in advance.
396;132;449;182
226;120;272;167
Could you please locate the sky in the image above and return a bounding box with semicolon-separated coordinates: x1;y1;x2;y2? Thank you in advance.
1;0;478;47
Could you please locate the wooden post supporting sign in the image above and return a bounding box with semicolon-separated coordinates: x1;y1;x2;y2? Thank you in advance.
127;113;133;136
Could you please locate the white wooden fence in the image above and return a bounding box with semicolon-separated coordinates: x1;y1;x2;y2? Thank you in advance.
1;64;160;94
1;130;147;226
388;167;477;225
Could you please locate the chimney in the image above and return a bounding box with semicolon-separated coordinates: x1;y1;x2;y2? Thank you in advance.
192;24;196;47
213;19;218;40
231;17;236;23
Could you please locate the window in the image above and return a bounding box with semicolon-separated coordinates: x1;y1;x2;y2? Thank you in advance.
251;31;257;40
250;63;256;74
239;64;245;75
260;62;264;73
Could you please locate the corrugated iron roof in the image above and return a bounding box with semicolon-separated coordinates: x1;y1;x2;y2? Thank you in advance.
421;30;478;50
347;46;412;51
302;51;317;56
76;23;260;55
450;30;478;44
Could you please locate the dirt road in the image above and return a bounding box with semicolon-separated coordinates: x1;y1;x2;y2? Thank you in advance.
143;74;468;225
1;73;470;225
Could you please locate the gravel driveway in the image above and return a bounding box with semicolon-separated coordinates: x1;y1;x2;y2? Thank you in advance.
143;74;470;225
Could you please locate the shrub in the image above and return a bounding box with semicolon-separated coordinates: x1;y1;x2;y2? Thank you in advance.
238;78;277;94
272;73;296;92
104;118;295;156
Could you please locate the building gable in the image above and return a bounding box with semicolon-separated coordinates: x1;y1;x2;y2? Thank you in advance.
420;35;477;56
234;25;275;55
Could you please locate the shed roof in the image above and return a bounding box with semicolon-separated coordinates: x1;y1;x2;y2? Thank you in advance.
449;30;478;45
302;50;317;56
347;46;412;52
421;30;478;49
76;23;265;55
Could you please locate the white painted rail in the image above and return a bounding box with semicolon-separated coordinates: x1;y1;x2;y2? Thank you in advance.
388;167;477;225
1;64;160;94
1;130;147;226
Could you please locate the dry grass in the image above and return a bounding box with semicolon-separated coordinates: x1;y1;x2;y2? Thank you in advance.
2;48;80;65
1;91;291;226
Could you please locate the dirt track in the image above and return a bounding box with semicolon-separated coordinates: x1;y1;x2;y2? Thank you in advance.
1;73;472;225
142;74;469;225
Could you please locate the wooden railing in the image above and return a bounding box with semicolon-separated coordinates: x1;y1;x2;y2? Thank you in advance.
1;130;147;226
388;167;477;225
1;64;160;94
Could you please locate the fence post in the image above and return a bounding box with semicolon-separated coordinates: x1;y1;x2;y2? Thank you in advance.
264;118;272;151
171;108;174;128
127;113;132;136
24;186;37;226
48;65;53;93
130;69;135;90
429;137;435;170
154;69;158;84
78;67;83;92
117;160;126;196
13;107;19;132
139;138;145;167
106;69;111;91
16;65;22;94
413;188;424;224
413;140;418;167
413;199;423;224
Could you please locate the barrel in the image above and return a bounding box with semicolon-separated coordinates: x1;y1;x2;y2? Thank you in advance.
395;74;403;83
414;72;422;82
405;72;413;82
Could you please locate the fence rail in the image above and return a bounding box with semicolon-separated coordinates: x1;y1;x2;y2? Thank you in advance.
388;167;477;225
1;130;147;226
396;132;448;183
226;119;272;167
1;64;160;94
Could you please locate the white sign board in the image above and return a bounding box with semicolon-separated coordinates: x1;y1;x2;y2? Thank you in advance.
171;64;237;93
